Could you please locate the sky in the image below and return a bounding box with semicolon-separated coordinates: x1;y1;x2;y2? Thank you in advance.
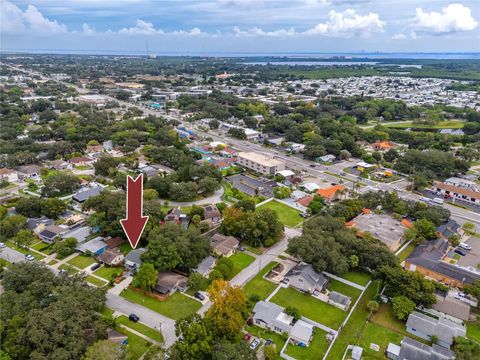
1;0;479;54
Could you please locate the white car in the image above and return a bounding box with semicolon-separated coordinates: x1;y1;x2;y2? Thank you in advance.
0;242;6;248
24;254;35;261
459;243;472;251
250;339;260;350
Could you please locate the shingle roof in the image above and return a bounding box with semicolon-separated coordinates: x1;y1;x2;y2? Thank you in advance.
72;187;103;202
399;336;455;360
252;301;292;334
125;248;146;265
284;263;328;292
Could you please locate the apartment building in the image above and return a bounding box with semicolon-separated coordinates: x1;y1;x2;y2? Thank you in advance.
237;152;285;176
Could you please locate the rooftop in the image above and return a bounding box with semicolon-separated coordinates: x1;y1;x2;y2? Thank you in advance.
351;212;407;249
238;152;284;167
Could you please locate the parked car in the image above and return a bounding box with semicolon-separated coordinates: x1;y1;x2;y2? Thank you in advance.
455;249;467;256
238;246;245;252
129;314;140;322
265;339;273;346
459;243;472;250
432;197;444;205
0;242;5;248
24;254;35;261
250;339;260;350
309;164;316;168
194;292;205;301
91;263;101;271
420;197;431;203
243;334;252;342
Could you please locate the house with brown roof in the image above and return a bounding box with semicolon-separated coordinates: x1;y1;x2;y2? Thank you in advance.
371;140;395;151
16;165;42;179
203;204;221;224
104;236;126;249
153;271;188;295
316;185;345;203
211;233;239;257
0;168;19;183
69;156;95;166
433;180;480;205
97;248;124;266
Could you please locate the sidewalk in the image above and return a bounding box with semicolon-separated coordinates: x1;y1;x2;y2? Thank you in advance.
109;276;133;295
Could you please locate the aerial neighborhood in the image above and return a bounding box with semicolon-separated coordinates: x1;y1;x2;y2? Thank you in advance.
1;50;480;360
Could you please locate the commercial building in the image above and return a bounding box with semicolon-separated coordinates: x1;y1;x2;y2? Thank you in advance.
77;94;108;108
237;152;285;176
433;179;480;205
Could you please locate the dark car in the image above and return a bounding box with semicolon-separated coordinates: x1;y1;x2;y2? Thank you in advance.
91;263;101;271
238;246;245;252
265;339;273;346
129;314;140;322
455;249;467;256
243;333;252;342
194;292;205;301
309;164;316;168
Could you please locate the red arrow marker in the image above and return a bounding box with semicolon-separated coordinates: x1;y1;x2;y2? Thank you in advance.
120;174;149;249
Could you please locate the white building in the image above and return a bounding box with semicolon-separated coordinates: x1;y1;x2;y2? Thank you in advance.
237;152;285;176
0;169;19;183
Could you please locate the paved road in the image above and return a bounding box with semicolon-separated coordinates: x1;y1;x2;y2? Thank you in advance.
158;186;225;206
106;293;177;347
0;247;26;264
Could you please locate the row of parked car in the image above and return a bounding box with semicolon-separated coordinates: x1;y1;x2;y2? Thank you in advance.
243;333;272;350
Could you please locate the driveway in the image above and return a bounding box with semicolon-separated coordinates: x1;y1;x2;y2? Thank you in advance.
158;186;224;207
106;293;177;347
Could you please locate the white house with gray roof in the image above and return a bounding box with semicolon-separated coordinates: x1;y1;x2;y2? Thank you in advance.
283;263;328;294
387;336;455;360
406;311;466;348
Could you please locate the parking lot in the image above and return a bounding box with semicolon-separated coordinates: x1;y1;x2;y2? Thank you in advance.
226;174;277;198
456;235;480;269
422;189;480;214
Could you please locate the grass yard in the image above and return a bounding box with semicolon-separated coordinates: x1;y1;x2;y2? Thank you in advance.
47;259;58;265
119;242;133;254
285;328;330;360
5;241;45;260
328;279;362;302
121;288;201;320
397;242;416;263
271;287;346;329
31;242;55;255
94;265;124;281
257;200;303;227
357;322;404;359
466;321;480;343
85;275;108;287
67;255;97;269
242;244;264;255
227;252;255;280
117;315;164;343
116;327;150;360
244;262;279;301
384;120;465;129
59;264;79;275
245;324;286;358
326;281;381;360
341;271;371;287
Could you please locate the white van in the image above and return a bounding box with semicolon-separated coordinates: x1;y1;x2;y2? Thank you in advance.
459;243;472;251
432;197;444;205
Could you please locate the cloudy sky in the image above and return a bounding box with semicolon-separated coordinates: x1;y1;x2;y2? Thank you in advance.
1;0;479;54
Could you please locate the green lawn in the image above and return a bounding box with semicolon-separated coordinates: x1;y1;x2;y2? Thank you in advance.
271;287;346;329
121;288;201;320
384;120;465;129
327;281;381;360
328;279;362;303
341;271;371;287
85;275;108;287
31;242;55;255
59;264;79;274
116;327;150;360
357;322;404;359
285;328;330;360
47;259;58;266
119;242;133;254
117;315;164;343
244;262;279;301
94;265;124;281
5;241;45;260
397;242;416;263
227;252;255;280
466;321;480;343
245;324;286;358
67;255;97;269
256;200;303;227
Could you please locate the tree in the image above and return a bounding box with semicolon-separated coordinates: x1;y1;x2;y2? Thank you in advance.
132;263;158;291
53;237;77;258
463;280;480;301
205;280;247;340
273;186;291;199
349;255;359;269
198;177;220;195
264;345;277;360
93;156;121;177
1;215;27;238
449;234;461;247
14;196;43;218
367;300;379;318
391;295;416;320
13;229;36;249
453;337;480;360
213;341;256;360
169;314;213;360
83;340;123;360
413;219;437;240
285;306;301;320
308;195;325;215
462;222;476;235
143;346;165;360
143;189;159;200
188;272;209;293
42;198;67;218
42;173;81;197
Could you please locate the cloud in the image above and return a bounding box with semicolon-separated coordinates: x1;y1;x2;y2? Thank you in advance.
304;9;385;37
233;26;297;37
82;23;96;35
118;19;163;35
392;33;406;40
1;0;68;34
413;3;478;34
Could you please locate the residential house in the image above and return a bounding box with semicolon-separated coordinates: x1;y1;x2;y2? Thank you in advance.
386;337;455;360
251;301;313;346
153;271;188;295
97;248;124;266
301;182;321;193
77;237;107;255
436;219;465;241
38;225;69;244
405;238;480;288
431;293;471;322
316;185;345;203
317;154;336;164
26;216;54;233
0;168;19;183
16;165;41;180
104;236;126;249
203;204;221;224
72;187;103;203
164;208;190;229
371;140;395;151
47;159;71;170
405;311;466;348
211;233;240;257
283;263;329;294
61;226;91;243
125;248;146;272
69;156;95;167
194;255;217;277
86;144;104;154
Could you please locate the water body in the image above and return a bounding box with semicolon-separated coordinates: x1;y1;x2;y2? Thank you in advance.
243;61;378;66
